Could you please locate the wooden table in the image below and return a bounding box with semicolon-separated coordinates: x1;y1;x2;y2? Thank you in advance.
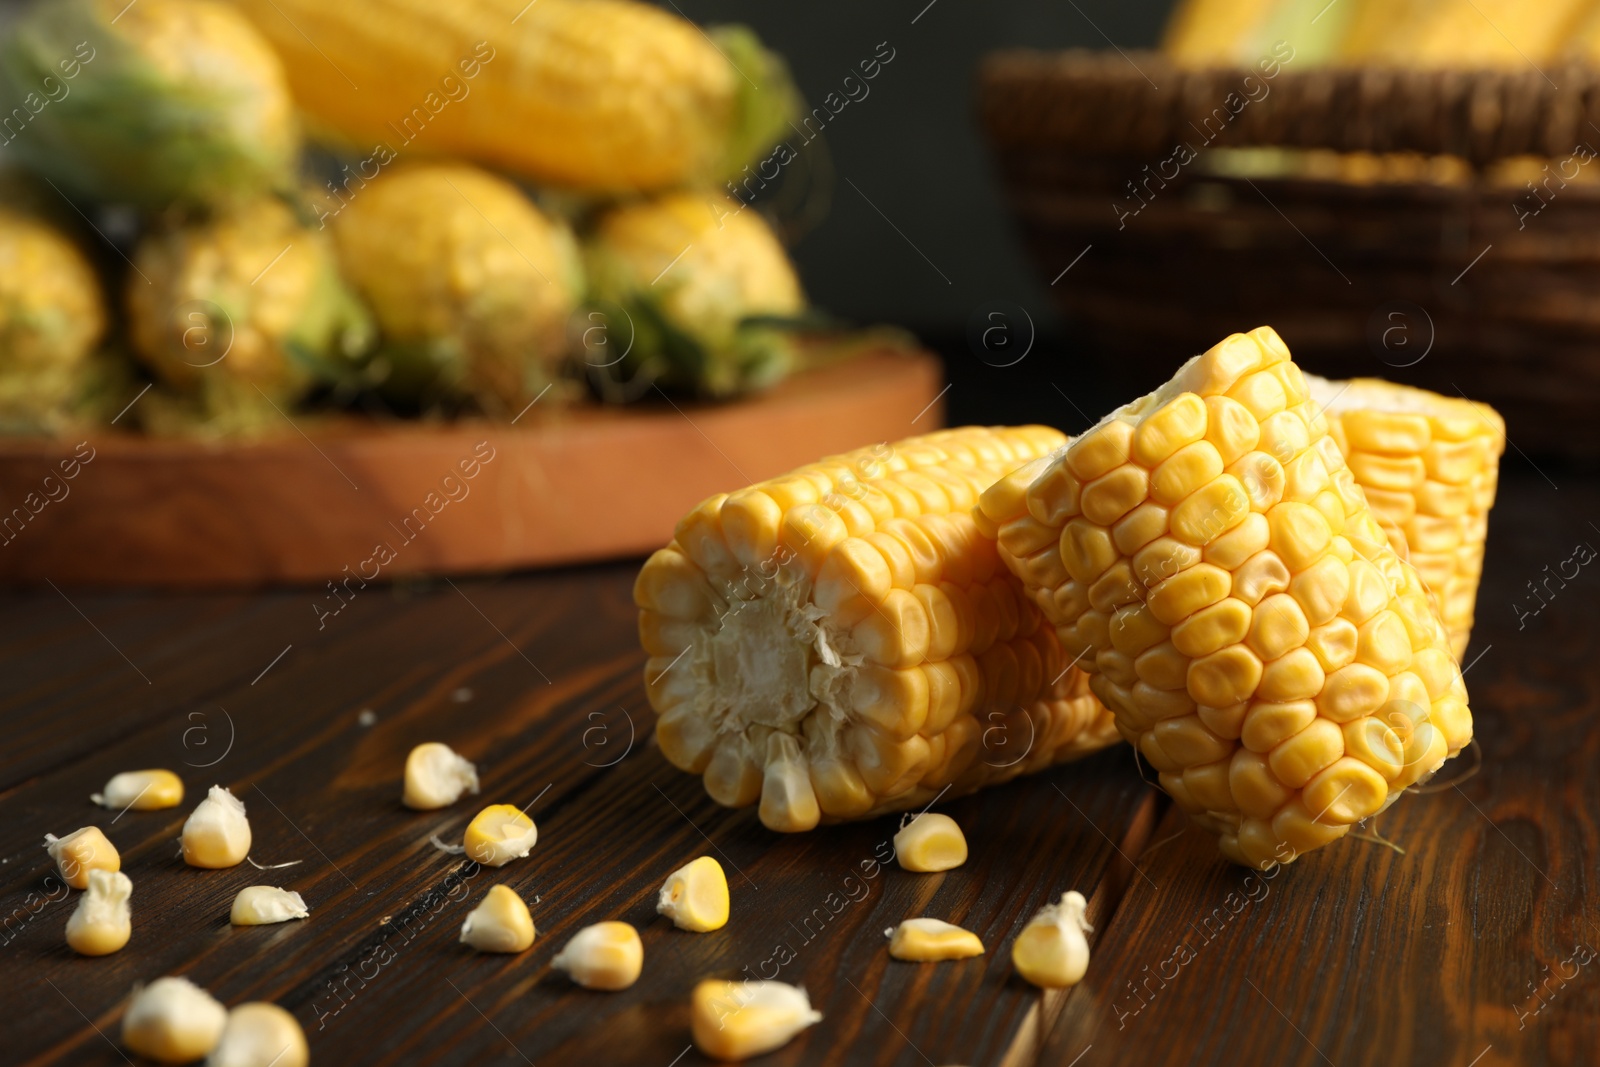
3;467;1595;1067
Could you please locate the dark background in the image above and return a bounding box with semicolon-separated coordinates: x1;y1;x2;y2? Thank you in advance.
674;0;1175;431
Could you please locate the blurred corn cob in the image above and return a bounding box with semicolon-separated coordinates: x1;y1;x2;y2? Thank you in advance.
1311;377;1504;659
1345;0;1591;68
1162;0;1349;68
978;328;1472;868
584;193;804;399
635;426;1118;832
0;201;108;432
227;0;798;194
127;197;371;434
329;163;581;412
0;0;298;210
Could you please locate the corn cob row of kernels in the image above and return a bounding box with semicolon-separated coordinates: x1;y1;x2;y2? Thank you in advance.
636;426;1118;832
978;327;1473;867
1310;376;1505;659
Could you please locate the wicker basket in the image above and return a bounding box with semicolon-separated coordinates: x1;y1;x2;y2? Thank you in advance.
979;50;1600;459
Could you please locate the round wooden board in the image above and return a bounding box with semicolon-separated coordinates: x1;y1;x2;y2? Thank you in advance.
0;348;943;589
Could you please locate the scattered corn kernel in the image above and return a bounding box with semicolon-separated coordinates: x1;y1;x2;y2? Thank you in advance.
402;742;480;810
44;826;120;889
550;921;643;990
885;917;984;961
656;856;729;933
1011;891;1092;988
462;804;537;867
66;869;132;956
893;813;967;872
92;769;185;811
459;885;535;953
207;1002;308;1067
122;976;228;1064
182;786;252;869
230;886;309;926
691;979;822;1061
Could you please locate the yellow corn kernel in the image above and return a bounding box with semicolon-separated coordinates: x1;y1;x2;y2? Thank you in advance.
92;769;184;811
657;856;729;932
981;328;1475;866
182;786;252;869
885;917;984;961
551;921;643;990
691;979;822;1061
892;812;967;872
463;804;537;867
66;869;132;956
402;742;480;810
1011;890;1091;988
44;826;119;889
122;977;228;1064
208;1002;308;1067
459;885;535;953
636;427;1117;832
230;887;309;926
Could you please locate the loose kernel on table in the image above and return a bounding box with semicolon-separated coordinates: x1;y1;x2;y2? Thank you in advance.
92;769;184;811
66;868;132;956
230;886;309;926
1011;890;1091;989
402;742;480;810
463;804;537;867
656;856;729;932
44;826;119;889
207;1002;308;1067
885;917;984;961
892;813;967;872
182;786;252;869
459;885;535;953
690;979;822;1061
122;976;228;1064
550;921;642;990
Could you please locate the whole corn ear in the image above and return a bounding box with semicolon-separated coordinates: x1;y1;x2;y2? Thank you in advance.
635;426;1118;832
978;328;1473;867
1309;376;1504;658
227;0;799;193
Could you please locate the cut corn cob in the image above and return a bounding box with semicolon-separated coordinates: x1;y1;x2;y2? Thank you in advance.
66;868;132;956
1309;376;1504;658
635;427;1119;832
207;1003;308;1067
44;826;119;889
122;977;228;1063
691;979;821;1061
978;328;1474;867
93;770;184;811
657;856;729;932
885;918;984;961
892;812;967;872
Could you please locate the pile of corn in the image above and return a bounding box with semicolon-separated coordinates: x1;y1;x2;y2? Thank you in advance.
0;0;810;439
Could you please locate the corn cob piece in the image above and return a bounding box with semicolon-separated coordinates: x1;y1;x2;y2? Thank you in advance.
227;0;798;193
977;328;1473;867
1309;376;1504;658
636;427;1118;832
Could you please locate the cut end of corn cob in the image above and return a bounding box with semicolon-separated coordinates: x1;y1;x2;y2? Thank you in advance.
66;868;132;956
892;812;968;872
551;921;643;990
207;1002;308;1067
462;804;538;867
885;917;984;961
182;786;252;869
657;856;730;932
636;427;1118;832
980;328;1474;867
1011;890;1091;988
1307;375;1505;659
459;885;536;953
93;769;184;811
691;979;822;1061
44;826;119;889
403;743;481;810
230;886;309;926
122;976;228;1064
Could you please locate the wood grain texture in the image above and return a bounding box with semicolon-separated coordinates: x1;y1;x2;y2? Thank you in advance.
0;348;941;589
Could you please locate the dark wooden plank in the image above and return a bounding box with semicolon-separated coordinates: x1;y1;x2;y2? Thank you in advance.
0;557;1159;1066
1034;468;1600;1067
